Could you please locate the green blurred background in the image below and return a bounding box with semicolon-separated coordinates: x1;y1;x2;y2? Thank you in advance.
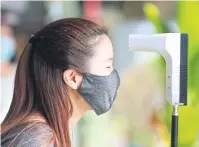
1;1;199;147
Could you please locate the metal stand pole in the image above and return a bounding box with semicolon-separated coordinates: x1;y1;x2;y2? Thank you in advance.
171;104;179;147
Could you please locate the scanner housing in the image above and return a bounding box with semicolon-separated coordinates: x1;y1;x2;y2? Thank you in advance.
129;33;188;105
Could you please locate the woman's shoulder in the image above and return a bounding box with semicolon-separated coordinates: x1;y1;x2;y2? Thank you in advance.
1;122;55;147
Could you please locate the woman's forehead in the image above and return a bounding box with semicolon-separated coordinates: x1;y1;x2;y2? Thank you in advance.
92;35;113;60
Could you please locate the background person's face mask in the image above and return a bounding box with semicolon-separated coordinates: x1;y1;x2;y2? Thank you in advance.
0;36;15;64
77;69;120;115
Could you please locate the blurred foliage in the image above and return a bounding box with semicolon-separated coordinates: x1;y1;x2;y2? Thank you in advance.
144;1;199;147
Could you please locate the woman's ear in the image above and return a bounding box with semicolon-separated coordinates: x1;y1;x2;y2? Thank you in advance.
63;69;83;89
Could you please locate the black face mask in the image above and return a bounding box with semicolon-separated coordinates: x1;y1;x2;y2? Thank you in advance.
77;69;120;115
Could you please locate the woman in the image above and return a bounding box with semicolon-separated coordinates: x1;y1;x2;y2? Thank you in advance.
1;18;120;147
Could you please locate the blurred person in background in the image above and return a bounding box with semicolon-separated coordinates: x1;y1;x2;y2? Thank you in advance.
0;9;17;124
1;18;120;147
0;9;16;76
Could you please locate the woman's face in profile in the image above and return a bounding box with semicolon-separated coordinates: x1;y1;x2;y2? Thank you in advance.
87;34;114;76
63;34;118;117
63;34;114;89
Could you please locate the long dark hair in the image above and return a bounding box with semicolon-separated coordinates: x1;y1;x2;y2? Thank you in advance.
1;18;108;147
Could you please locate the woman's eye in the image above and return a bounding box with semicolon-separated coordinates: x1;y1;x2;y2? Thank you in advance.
106;66;111;69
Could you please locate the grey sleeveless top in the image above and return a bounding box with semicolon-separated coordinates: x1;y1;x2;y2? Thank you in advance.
1;122;54;147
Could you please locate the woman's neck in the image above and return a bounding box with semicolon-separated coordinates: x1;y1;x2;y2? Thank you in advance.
68;90;90;129
69;99;85;129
